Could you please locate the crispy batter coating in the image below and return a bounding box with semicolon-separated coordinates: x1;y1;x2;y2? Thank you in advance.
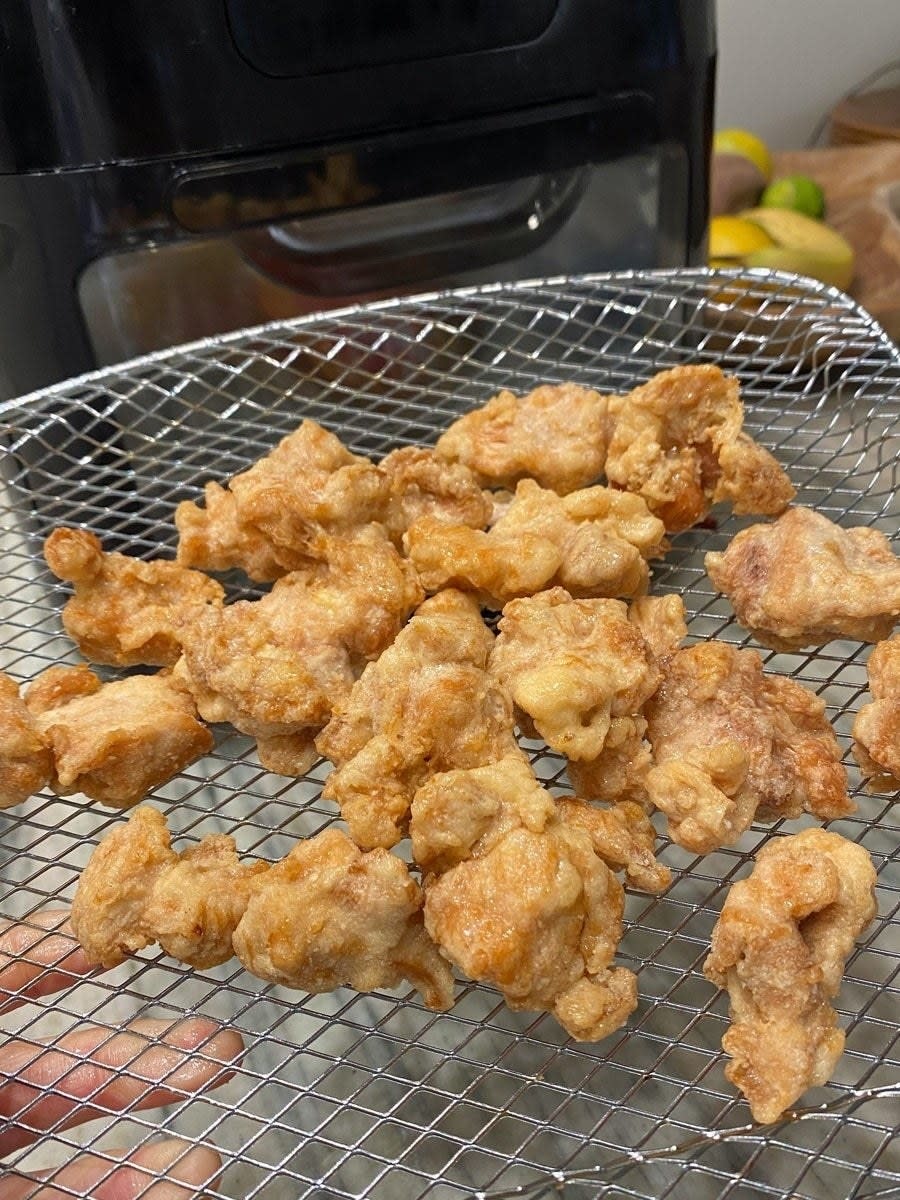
605;365;794;532
175;420;388;581
554;798;671;893
410;757;637;1041
71;806;268;969
489;589;660;762
435;382;612;495
378;446;492;545
175;481;292;582
406;478;666;608
627;594;689;659
316;590;520;849
703;829;877;1123
644;643;851;853
567;715;652;807
706;506;900;651
25;667;213;809
0;672;52;808
44;527;224;667
564;596;686;807
853;636;900;791
233;828;454;1010
23;662;101;710
176;526;423;774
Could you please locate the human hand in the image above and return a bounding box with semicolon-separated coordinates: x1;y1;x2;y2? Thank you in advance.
0;910;243;1198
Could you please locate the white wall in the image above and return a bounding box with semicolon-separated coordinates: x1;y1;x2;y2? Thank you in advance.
715;1;900;149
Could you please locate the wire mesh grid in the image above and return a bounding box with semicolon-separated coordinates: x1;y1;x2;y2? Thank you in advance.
0;269;898;1199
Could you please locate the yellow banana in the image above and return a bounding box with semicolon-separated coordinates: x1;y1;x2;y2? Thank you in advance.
739;207;855;291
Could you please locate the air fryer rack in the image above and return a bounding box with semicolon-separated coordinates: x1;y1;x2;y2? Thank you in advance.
0;270;897;1199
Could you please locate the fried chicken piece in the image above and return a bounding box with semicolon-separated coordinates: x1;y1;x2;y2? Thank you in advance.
25;667;213;809
175;420;388;581
403;519;562;610
704;829;877;1123
853;636;900;791
378;446;492;545
489;590;681;806
233;828;453;1010
706;506;900;651
644;643;852;853
406;478;666;608
0;672;52;808
71;806;268;969
410;757;637;1041
435;382;612;495
316;590;520;849
72;809;454;1009
175;481;291;582
489;589;660;761
605;364;794;532
44;527;224;667
177;526;423;775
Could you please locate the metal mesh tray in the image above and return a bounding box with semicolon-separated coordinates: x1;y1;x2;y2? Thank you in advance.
1;270;898;1199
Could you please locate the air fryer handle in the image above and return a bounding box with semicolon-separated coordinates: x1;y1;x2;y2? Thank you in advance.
234;170;589;296
170;96;655;237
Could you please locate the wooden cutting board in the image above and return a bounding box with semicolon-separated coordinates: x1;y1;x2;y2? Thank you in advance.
773;143;900;339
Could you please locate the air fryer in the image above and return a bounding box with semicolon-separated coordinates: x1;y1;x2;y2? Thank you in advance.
0;1;715;399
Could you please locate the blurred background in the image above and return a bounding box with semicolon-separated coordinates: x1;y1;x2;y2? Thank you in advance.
716;0;899;148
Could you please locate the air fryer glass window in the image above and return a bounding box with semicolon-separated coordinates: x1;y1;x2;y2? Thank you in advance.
77;152;663;368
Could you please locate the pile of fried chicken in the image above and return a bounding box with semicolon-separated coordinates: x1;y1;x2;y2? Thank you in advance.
1;363;894;1125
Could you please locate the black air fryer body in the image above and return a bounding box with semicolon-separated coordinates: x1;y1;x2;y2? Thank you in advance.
0;1;715;397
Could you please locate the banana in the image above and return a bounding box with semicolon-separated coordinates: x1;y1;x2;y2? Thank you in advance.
739;207;855;291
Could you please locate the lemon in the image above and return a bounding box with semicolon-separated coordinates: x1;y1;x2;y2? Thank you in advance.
760;173;826;219
713;128;773;183
708;215;776;266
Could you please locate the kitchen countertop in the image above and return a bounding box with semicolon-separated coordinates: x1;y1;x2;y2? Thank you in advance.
773;142;900;338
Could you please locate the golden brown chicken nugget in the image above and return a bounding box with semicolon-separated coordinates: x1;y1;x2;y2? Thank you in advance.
644;642;851;853
489;589;660;762
0;672;51;808
233;828;453;1010
71;806;267;969
605;364;794;532
317;589;519;850
406;479;666;609
45;526;223;667
853;636;900;791
411;757;638;1042
177;526;423;775
706;506;900;651
27;668;213;808
176;420;388;581
704;829;877;1123
435;382;612;495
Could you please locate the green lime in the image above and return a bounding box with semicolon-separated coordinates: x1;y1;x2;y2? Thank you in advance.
760;174;826;219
